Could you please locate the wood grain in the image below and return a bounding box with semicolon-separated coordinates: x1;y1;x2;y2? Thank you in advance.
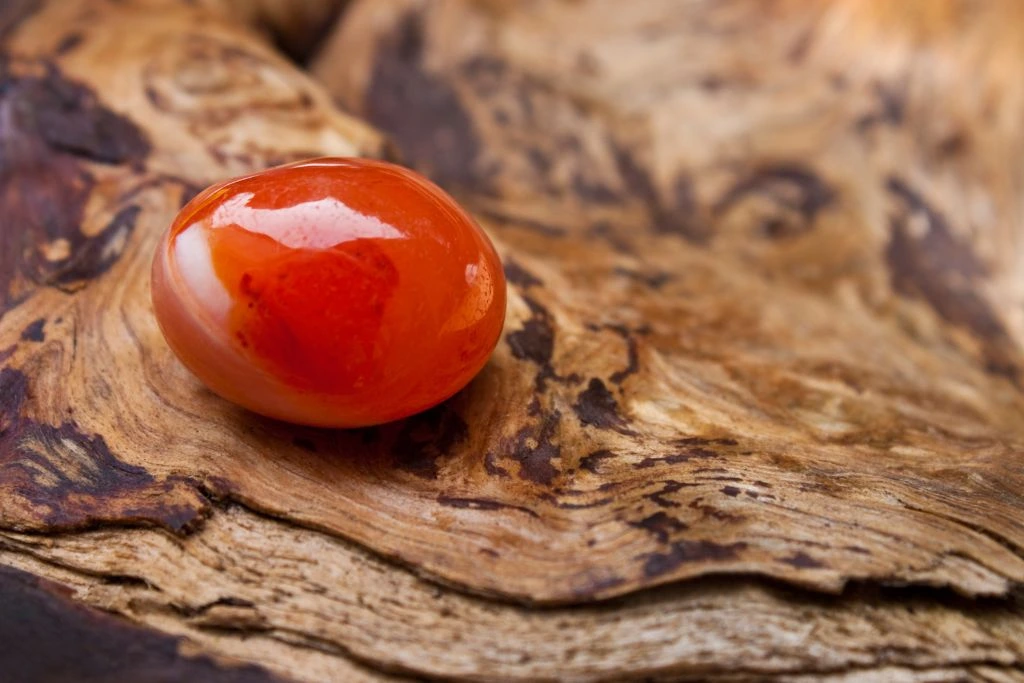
2;506;1024;682
1;0;1023;679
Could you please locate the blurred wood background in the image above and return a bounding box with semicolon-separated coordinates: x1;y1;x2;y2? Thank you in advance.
1;0;1023;680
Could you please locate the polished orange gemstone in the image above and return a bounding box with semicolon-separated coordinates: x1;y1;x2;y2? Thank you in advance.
151;158;506;427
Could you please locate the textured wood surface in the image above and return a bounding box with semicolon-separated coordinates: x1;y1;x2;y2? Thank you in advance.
1;0;1023;680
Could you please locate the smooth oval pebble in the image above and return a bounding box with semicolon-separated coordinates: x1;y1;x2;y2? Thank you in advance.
151;157;507;428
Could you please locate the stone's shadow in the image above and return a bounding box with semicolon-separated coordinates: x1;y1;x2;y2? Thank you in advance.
227;367;489;485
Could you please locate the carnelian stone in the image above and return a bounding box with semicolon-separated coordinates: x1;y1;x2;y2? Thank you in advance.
151;158;506;427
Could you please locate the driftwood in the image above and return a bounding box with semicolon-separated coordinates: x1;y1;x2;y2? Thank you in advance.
1;0;1023;680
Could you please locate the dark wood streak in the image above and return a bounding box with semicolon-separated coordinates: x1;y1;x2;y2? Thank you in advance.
640;540;749;579
578;449;615;474
635;448;719;469
613;266;672;290
19;318;44;342
503;258;542;288
0;565;284;683
573;378;631;432
45;204;142;291
612;145;709;243
0;368;210;533
483;449;511;478
713;164;835;239
475;207;568;237
644;480;698;509
607;326;640;384
437;495;540;518
571;170;621;205
779;551;826;569
856;82;907;132
0;57;149;315
16;62;150;164
509;409;562;486
568;573;627;598
0;0;40;43
366;11;490;193
689;497;744;523
506;295;556;390
629;511;689;544
886;177;1020;383
55;32;84;55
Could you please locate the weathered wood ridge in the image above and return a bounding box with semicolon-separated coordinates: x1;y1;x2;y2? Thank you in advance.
1;0;1023;680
